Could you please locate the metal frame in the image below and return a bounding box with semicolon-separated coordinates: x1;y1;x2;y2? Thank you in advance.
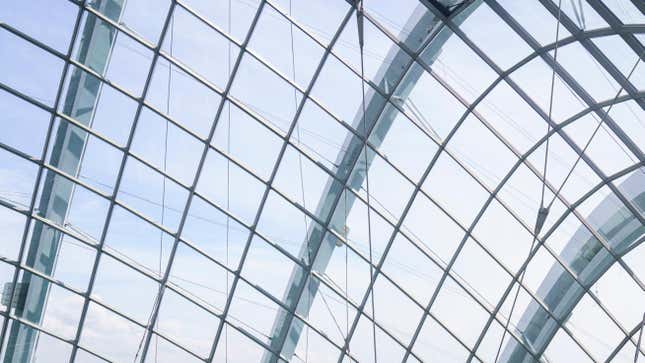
0;0;643;362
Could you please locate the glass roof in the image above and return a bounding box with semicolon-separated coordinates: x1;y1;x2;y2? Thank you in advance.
0;0;643;362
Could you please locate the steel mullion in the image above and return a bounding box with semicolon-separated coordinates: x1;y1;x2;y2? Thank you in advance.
0;0;88;357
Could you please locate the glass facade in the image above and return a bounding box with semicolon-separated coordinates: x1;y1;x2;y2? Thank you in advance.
0;0;643;362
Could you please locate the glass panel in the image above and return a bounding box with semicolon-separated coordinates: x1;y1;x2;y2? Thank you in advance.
422;151;488;228
460;3;532;70
196;148;266;225
130;107;203;186
447;115;518;190
92;254;158;324
0;0;78;52
0;30;65;106
369;103;439;182
146;56;221;138
402;192;465;264
181;196;248;269
0;89;50;158
431;276;489;349
452;238;511;310
164;6;239;90
370;274;424;345
396;62;467;140
496;0;572;46
382;233;443;305
510;57;586;123
414;316;470;362
420;27;497;104
156;288;220;356
80;302;146;362
118;156;189;232
271;0;349;47
249;5;324;90
212;102;283;181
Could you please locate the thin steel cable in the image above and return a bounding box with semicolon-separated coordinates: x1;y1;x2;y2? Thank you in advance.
539;0;563;211
288;0;313;360
493;1;563;361
357;1;378;361
318;285;348;342
344;190;350;357
155;13;173;363
225;0;233;361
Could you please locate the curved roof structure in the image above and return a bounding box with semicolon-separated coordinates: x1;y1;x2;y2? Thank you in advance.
0;0;643;362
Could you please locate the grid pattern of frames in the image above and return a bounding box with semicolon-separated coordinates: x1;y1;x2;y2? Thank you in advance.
0;0;643;362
